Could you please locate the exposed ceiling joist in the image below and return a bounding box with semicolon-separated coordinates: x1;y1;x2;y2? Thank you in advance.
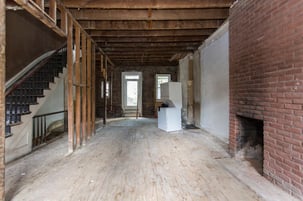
79;20;225;30
62;0;233;9
102;47;197;52
98;42;201;48
69;8;229;21
95;36;208;43
88;29;216;37
64;0;232;66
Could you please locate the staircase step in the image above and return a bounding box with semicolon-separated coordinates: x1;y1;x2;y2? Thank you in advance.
5;48;67;134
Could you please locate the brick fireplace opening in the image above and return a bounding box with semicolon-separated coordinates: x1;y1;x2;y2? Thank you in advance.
236;116;264;175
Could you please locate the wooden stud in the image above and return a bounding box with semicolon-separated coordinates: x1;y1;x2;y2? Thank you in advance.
0;0;5;199
67;16;74;153
75;25;81;148
87;39;92;138
34;0;44;10
81;33;87;144
59;4;67;34
103;56;107;125
13;0;65;36
49;0;57;22
110;71;113;112
91;45;96;135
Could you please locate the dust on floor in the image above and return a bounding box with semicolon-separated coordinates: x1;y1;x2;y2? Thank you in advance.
5;118;299;201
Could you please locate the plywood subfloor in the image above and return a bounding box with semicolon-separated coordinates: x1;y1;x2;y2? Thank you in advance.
5;118;298;201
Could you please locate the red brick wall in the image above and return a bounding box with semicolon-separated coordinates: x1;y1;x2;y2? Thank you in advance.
229;0;303;198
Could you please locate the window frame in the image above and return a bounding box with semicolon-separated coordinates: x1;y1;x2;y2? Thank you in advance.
155;74;171;101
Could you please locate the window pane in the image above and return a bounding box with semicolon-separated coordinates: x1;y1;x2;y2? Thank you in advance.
127;80;138;106
156;74;171;99
125;75;139;80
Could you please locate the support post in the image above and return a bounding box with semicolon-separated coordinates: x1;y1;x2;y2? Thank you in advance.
67;16;74;153
49;0;57;22
81;33;87;144
91;45;96;135
187;57;194;124
35;0;44;10
87;39;92;138
103;56;107;125
59;5;67;34
0;0;5;199
75;25;81;148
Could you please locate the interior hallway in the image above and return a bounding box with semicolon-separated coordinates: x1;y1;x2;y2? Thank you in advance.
5;118;298;201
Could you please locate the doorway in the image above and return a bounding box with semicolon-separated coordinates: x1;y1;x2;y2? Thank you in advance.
122;72;142;116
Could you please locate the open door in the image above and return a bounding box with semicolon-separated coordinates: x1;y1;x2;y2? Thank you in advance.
122;72;142;116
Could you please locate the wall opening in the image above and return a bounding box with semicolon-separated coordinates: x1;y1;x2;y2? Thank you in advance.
236;116;264;175
121;72;142;116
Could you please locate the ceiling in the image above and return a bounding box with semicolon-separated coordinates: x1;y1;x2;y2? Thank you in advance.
61;0;233;67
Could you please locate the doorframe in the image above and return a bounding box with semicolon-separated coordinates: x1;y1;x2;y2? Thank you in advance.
121;72;142;115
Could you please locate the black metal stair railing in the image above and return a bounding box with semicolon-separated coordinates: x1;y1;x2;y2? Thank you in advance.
32;110;67;148
5;45;67;137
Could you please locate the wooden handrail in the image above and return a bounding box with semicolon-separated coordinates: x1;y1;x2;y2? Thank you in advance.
5;43;67;96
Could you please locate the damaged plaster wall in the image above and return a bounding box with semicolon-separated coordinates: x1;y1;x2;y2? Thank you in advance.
179;54;194;126
193;50;201;127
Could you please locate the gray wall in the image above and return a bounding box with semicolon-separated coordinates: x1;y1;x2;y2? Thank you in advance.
179;55;189;125
36;74;66;130
200;22;229;141
193;51;201;127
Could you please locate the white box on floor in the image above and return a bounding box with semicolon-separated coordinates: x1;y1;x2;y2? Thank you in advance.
158;107;181;132
160;82;182;109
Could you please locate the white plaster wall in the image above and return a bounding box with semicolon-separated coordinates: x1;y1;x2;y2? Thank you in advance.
5;69;66;163
200;22;229;142
36;73;65;129
178;56;188;125
178;56;189;113
193;51;201;127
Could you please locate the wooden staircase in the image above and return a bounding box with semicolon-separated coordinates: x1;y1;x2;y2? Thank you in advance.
5;47;67;137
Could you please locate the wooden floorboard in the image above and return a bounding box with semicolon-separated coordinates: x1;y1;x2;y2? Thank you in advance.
5;118;298;201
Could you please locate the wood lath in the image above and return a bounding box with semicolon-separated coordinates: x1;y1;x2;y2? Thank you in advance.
62;0;232;66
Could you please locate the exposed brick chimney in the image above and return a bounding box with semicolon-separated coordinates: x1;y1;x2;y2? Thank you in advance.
229;0;303;198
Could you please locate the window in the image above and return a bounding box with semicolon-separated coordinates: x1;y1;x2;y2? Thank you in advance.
101;81;110;98
156;74;171;100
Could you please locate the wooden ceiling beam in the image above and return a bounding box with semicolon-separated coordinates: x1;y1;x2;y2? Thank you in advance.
98;42;201;48
94;36;208;43
109;55;171;59
88;29;216;37
62;0;234;9
113;61;179;66
79;20;224;30
105;52;188;56
69;8;229;21
102;47;197;52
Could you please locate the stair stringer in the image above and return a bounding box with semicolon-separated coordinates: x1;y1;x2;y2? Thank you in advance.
5;68;67;163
